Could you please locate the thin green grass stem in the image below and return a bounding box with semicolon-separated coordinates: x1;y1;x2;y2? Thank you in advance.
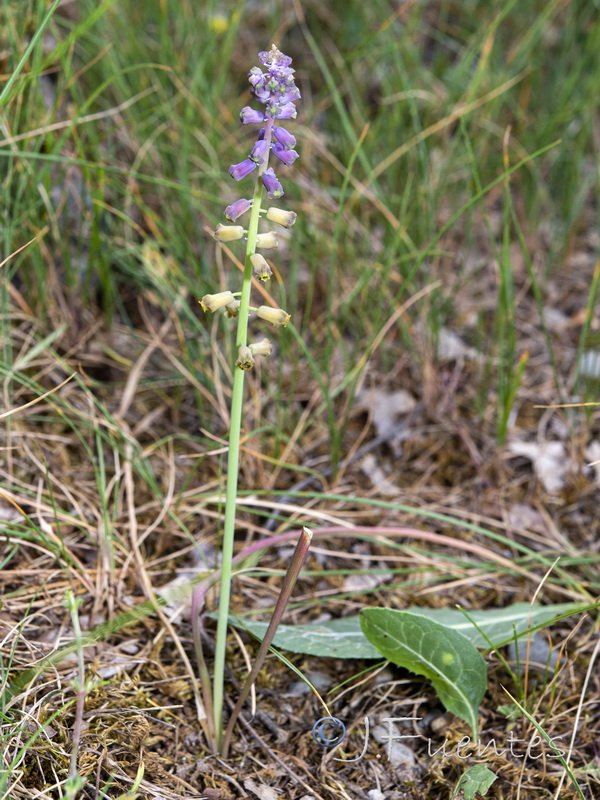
212;174;265;751
0;0;62;109
502;689;586;800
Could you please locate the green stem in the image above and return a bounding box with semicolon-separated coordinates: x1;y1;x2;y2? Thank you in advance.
212;146;270;749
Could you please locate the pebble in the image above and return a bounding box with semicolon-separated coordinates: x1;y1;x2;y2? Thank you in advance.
508;634;559;675
371;720;416;769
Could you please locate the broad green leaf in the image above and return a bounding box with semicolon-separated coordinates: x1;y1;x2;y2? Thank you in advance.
226;602;585;660
360;608;487;738
453;764;497;799
402;602;588;649
229;615;381;659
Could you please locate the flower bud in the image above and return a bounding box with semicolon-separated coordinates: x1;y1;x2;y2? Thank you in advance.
224;198;252;222
266;207;297;228
249;338;273;357
200;290;235;312
229;158;257;181
257;305;291;327
250;139;269;165
273;126;296;149
240;106;264;124
247;67;263;87
225;300;240;317
262;167;284;199
214;224;244;242
272;143;299;166
250;253;273;282
274;102;297;120
253;85;270;103
236;345;255;370
255;232;278;249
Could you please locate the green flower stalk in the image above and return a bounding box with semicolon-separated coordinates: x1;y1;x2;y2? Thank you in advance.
199;44;301;751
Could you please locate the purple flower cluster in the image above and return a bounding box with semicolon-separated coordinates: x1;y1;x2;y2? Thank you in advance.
228;45;300;203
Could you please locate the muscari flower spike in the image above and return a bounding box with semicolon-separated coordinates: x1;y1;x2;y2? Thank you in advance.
228;44;300;199
208;46;299;369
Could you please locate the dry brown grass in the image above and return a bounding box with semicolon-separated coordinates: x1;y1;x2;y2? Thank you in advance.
2;2;600;798
1;262;599;798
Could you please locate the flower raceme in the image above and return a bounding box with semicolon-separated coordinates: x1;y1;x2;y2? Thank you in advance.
228;45;300;199
201;44;299;370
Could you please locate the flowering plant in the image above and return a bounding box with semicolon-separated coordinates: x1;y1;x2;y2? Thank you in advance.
197;45;311;755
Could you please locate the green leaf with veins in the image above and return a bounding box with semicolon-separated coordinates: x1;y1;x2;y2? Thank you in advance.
453;764;498;799
360;608;487;740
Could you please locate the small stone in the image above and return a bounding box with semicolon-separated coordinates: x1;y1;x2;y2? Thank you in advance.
286;669;332;697
508;633;558;675
429;712;452;735
372;720;416;769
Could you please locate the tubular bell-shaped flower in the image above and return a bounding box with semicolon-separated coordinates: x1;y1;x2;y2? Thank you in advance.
235;345;255;370
225;299;240;317
214;224;244;242
225;198;252;222
262;168;284;199
249;338;273;356
272;143;299;166
250;140;269;165
257;305;291;327
240;106;264;124
250;253;273;282
200;290;235;312
229;158;257;181
273;102;297;120
273;126;296;148
266;207;297;227
255;232;278;249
